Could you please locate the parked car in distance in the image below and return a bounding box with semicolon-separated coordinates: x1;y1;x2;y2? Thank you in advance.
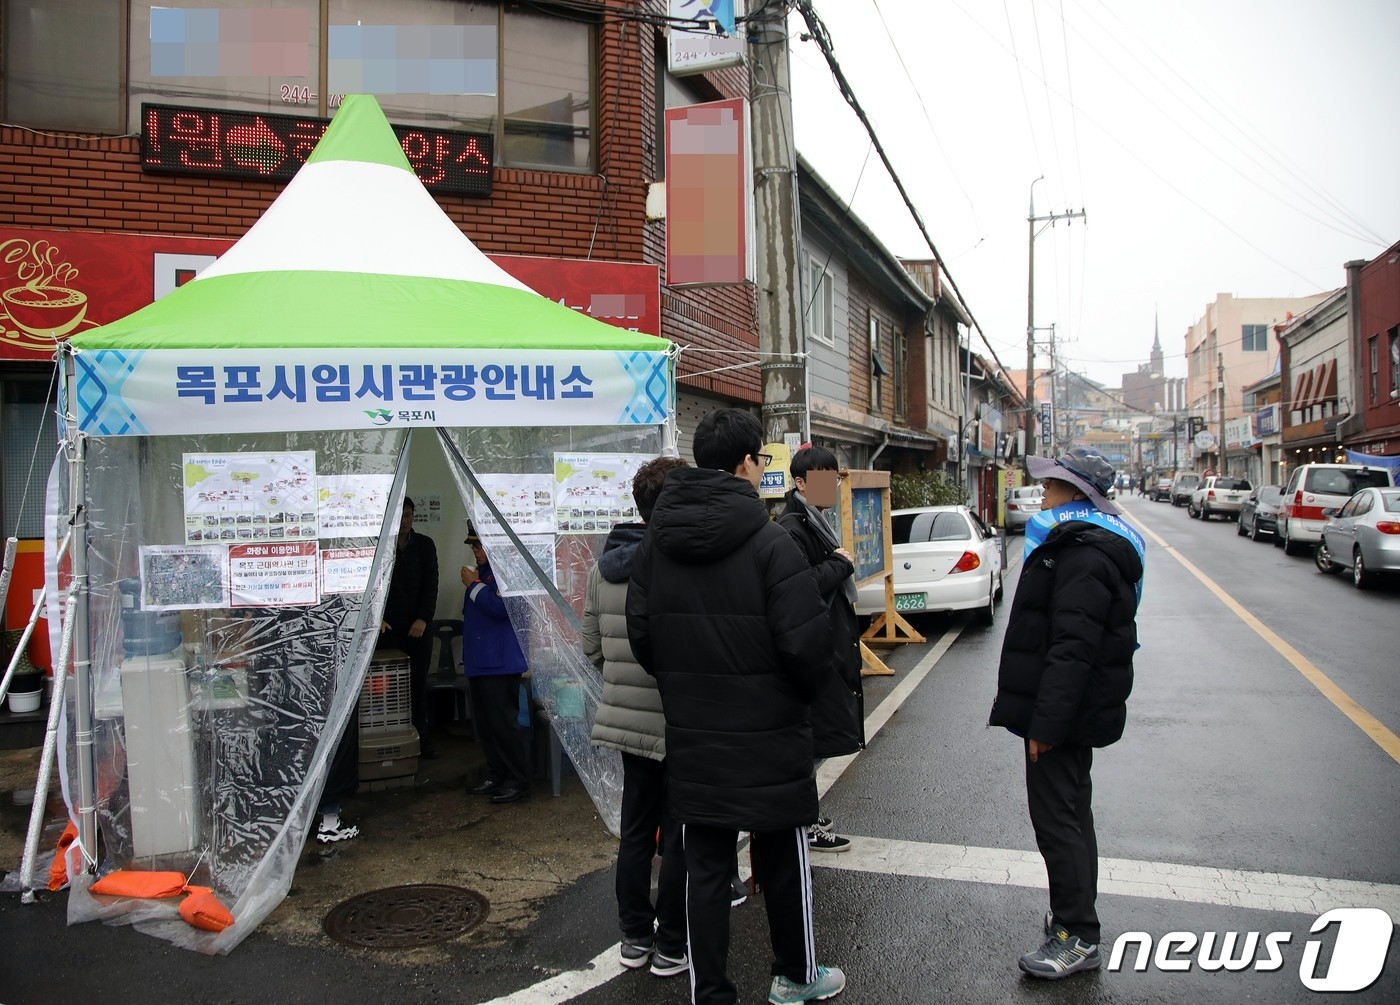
1169;472;1202;507
1277;463;1396;555
1237;485;1285;541
1314;486;1400;588
854;505;1004;625
1150;474;1174;502
1188;476;1252;520
1005;485;1044;533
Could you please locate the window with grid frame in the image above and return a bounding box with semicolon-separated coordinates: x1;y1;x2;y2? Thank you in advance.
869;311;888;412
893;328;907;419
806;259;833;346
1370;336;1380;405
1390;328;1399;399
1242;323;1268;352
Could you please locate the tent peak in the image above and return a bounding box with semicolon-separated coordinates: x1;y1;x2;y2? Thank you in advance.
306;95;413;174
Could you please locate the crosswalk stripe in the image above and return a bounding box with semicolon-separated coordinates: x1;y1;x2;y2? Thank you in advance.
810;835;1400;916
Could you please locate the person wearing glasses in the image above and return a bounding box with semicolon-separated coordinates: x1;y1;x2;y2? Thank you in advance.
626;408;847;1005
778;444;864;855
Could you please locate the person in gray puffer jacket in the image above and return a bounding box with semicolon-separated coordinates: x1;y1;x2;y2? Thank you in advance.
583;455;689;977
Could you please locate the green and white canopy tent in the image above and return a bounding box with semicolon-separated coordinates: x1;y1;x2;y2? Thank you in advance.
43;95;673;952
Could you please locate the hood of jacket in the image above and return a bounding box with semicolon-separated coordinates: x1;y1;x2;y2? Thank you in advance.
647;467;771;565
598;522;646;583
1041;521;1144;586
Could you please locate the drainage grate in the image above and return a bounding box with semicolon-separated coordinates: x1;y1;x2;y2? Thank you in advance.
324;884;490;948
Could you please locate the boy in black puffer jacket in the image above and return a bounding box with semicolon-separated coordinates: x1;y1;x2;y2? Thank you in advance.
627;409;847;1005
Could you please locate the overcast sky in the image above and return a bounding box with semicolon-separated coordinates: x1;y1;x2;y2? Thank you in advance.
783;0;1400;388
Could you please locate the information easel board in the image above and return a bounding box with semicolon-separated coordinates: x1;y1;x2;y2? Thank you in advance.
833;471;924;671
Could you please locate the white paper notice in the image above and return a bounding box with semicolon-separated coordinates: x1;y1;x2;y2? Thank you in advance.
318;474;394;538
473;474;556;536
182;451;318;545
553;453;657;535
321;546;376;595
229;541;319;608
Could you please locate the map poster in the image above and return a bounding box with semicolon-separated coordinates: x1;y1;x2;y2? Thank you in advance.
318;474;394;538
229;541;319;608
473;474;556;536
480;533;556;597
182;451;318;545
321;546;376;595
139;545;229;611
553;453;657;536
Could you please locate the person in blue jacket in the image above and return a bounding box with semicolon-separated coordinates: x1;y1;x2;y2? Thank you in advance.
460;524;531;804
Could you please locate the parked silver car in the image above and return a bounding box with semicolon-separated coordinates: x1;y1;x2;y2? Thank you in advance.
1005;485;1043;533
1314;487;1400;588
1169;472;1201;507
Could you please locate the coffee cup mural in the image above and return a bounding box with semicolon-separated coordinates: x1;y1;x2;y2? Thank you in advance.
0;238;91;350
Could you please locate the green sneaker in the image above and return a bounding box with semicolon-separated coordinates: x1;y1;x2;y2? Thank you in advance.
1018;928;1101;979
768;964;846;1003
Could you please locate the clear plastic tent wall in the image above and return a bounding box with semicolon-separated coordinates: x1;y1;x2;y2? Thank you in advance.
56;428;407;953
439;424;669;838
51;422;663;953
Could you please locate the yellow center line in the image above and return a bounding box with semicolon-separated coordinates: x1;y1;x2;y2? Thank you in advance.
1122;505;1400;766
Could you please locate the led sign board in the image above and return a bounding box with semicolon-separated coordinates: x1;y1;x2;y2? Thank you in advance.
141;103;493;197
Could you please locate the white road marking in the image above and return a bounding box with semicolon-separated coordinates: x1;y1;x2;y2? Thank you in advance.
810;835;1400;917
480;943;627;1004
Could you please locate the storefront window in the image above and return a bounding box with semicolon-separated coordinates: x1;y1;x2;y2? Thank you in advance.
3;0;123;131
35;0;596;170
1;376;58;538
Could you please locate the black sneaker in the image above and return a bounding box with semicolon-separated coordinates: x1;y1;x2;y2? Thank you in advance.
620;936;654;969
650;948;688;977
730;876;750;907
1019;929;1101;979
808;824;851;853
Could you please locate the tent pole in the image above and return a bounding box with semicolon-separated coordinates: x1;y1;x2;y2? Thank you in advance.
62;348;98;872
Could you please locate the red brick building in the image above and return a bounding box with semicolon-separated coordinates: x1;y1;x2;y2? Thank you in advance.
1344;242;1400;464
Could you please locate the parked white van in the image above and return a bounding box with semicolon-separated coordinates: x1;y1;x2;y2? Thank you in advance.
1277;463;1395;555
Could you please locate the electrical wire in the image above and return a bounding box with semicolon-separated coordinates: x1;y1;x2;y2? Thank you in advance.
794;0;1013;379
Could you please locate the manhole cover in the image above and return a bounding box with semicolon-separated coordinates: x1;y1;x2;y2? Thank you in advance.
324;884;490;948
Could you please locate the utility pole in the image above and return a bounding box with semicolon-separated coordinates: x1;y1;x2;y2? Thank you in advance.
1217;352;1226;475
1024;178;1085;456
749;3;807;446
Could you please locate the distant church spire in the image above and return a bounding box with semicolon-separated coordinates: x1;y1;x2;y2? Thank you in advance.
1151;308;1162;370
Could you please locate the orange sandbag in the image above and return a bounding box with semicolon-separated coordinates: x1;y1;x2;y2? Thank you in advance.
48;821;79;891
90;870;189;899
179;888;234;932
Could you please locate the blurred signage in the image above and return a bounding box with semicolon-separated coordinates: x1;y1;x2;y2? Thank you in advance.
664;98;754;287
1224;417;1252;448
1255;403;1281;436
978;404;1002;455
1188;415;1206;438
667;0;745;75
1039;402;1053;445
141;103;493;196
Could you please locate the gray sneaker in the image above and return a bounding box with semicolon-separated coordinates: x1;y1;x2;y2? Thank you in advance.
1019;929;1101;980
619;935;653;969
768;964;846;1003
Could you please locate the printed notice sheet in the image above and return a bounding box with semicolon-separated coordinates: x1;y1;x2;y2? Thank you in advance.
183;451;318;545
553;453;657;535
318;474;394;538
229;541;319;608
139;545;229;611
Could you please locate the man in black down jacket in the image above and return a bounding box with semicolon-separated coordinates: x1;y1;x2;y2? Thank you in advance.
627;408;846;1005
990;448;1145;981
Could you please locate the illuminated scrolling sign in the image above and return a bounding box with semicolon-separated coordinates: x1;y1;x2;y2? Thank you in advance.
141;104;493;197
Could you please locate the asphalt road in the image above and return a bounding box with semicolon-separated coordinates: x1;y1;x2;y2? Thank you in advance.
3;492;1398;1004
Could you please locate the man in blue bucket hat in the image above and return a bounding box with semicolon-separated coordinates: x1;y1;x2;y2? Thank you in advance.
990;447;1146;981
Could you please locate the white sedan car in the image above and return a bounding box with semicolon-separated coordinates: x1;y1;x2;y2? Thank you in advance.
855;506;1004;625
